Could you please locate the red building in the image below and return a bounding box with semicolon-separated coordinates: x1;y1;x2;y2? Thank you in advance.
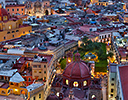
49;52;103;100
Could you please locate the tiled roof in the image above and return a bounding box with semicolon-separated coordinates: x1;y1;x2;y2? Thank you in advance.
119;66;128;100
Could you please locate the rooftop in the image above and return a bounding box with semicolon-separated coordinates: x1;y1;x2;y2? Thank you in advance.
26;83;44;92
10;72;25;83
119;65;128;100
0;69;17;77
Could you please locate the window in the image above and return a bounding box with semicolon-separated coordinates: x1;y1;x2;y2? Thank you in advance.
111;83;114;86
111;89;114;92
112;78;114;81
73;81;78;87
33;65;37;68
105;35;106;38
12;35;14;38
29;30;30;32
23;31;25;34
3;16;7;21
34;70;37;73
9;25;12;29
44;77;46;80
39;70;41;73
28;78;31;82
4;37;6;40
66;79;68;85
1;91;5;94
33;96;35;100
102;36;104;39
17;9;19;11
22;13;23;15
39;94;41;98
8;90;10;94
44;65;46;68
83;81;87;86
108;34;110;37
12;9;14;11
21;8;23;11
11;82;14;85
44;71;46;74
7;32;10;34
111;94;113;97
7;9;9;11
12;31;15;33
39;65;41;68
92;95;95;99
16;30;19;32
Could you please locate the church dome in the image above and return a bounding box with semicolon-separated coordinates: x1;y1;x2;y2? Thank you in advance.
63;52;90;79
0;8;8;16
0;4;9;21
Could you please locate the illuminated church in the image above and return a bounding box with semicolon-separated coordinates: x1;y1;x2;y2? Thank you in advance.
25;0;51;18
47;52;103;100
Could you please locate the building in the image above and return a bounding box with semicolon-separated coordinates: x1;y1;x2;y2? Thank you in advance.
96;0;109;6
25;0;51;18
116;65;128;100
27;83;44;100
0;69;44;99
108;63;117;100
48;52;103;100
6;4;25;16
0;4;32;42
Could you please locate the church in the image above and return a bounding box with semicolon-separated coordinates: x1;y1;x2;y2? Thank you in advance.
47;52;103;100
25;0;51;18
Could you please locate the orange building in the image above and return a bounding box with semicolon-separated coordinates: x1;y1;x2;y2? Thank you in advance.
6;4;25;16
0;4;31;42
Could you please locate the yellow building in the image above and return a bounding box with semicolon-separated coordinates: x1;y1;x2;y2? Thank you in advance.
9;72;27;95
97;2;108;6
91;0;108;6
0;4;32;42
27;83;44;100
0;71;44;100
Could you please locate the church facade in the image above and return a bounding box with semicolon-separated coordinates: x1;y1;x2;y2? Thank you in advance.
25;0;51;18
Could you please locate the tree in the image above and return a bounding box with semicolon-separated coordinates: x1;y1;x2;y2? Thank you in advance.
82;37;88;45
107;52;114;58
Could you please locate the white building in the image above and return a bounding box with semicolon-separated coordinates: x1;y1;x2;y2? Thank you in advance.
108;63;117;100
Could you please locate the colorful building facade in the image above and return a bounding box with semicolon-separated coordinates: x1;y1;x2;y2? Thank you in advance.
6;4;25;16
0;4;32;42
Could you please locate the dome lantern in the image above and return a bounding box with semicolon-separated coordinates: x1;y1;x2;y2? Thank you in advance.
75;52;80;61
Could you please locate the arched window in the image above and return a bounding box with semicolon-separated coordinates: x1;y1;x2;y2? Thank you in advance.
73;81;78;87
92;95;96;99
83;81;87;86
66;79;68;85
28;78;31;82
1;91;5;94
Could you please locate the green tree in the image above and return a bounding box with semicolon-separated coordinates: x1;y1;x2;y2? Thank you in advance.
107;52;114;58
